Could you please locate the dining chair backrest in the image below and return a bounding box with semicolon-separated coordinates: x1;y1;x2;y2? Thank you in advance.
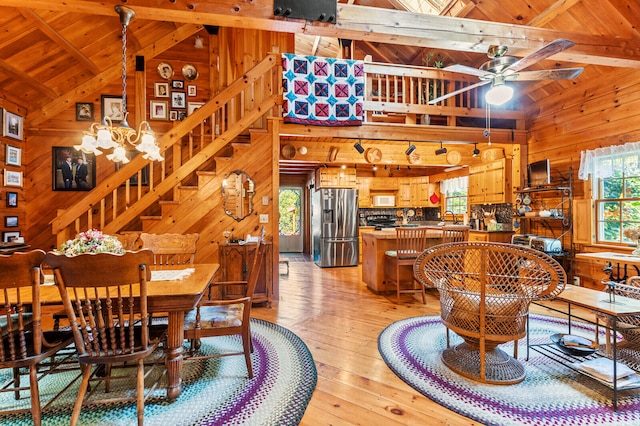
0;250;46;360
140;233;199;265
395;227;430;259
442;225;470;244
244;237;265;298
45;250;155;358
116;232;141;251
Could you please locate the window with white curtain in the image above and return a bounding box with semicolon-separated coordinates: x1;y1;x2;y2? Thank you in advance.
579;141;640;245
441;176;469;215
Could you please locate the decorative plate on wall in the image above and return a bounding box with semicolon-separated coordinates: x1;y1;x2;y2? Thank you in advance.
182;64;199;81
365;148;382;163
446;150;462;165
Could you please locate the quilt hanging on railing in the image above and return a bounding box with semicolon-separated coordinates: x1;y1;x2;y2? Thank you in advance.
282;54;364;126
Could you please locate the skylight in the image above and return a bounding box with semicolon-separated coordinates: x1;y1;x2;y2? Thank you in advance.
393;0;448;14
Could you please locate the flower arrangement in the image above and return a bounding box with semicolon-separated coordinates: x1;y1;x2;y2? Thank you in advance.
57;229;124;256
623;226;640;241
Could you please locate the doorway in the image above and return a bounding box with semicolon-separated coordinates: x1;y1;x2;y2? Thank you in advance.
279;186;303;252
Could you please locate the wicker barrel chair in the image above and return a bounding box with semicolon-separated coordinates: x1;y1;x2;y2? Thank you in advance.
599;276;640;355
414;242;566;384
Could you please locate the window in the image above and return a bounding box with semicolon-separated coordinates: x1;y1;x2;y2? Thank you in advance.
441;176;468;216
589;147;640;245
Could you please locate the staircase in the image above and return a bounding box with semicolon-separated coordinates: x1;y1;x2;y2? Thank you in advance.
51;53;280;251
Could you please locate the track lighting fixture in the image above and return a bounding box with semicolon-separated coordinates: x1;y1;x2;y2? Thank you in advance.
384;164;387;170
397;165;401;171
472;143;480;157
407;166;411;170
435;142;447;156
341;164;346;169
353;140;365;154
324;163;328;168
405;142;416;156
373;165;378;171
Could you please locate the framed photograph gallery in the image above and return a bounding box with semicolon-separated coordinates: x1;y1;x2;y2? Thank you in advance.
6;192;17;208
2;109;23;140
4;170;22;187
101;95;124;123
5;145;21;166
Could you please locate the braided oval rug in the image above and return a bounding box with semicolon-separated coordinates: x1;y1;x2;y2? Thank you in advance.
1;318;316;426
379;314;640;426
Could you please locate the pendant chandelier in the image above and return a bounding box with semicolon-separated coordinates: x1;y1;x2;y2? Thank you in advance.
75;5;163;163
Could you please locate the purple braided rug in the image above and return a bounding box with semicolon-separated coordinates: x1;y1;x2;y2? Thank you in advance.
378;314;640;426
1;319;316;425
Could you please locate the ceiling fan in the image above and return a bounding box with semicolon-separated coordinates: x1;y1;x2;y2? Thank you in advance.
428;39;584;105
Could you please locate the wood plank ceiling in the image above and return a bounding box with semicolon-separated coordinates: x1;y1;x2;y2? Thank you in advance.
0;0;638;175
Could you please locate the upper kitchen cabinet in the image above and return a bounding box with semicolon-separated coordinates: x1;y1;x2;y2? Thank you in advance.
397;178;412;207
468;158;512;204
356;177;371;207
369;177;398;191
315;168;357;189
411;177;440;207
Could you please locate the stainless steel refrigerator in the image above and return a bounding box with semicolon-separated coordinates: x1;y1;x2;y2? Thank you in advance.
312;188;359;267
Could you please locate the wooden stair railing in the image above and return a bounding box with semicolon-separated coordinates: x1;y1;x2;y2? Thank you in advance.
52;53;280;246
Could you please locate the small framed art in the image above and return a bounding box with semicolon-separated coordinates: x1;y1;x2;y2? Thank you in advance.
5;145;21;166
154;82;169;98
158;62;173;80
188;102;205;116
75;102;94;121
6;192;17;208
182;64;198;81
150;100;169;120
3;110;23;140
187;85;197;96
4;216;17;228
52;147;96;191
171;92;186;109
101;95;124;123
172;80;184;89
2;231;20;243
4;170;22;187
169;111;178;121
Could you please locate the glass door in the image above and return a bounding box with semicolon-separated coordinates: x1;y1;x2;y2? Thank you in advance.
279;187;303;252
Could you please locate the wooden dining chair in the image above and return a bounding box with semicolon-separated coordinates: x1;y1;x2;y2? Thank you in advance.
442;225;470;243
45;250;167;426
384;227;430;304
0;250;74;426
115;232;141;251
184;237;266;378
139;233;199;265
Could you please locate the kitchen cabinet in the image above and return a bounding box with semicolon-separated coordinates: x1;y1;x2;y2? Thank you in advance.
397;178;411;207
410;177;439;207
356;177;371;207
468;231;514;243
468;158;512;204
218;241;273;306
315;168;356;189
370;177;398;191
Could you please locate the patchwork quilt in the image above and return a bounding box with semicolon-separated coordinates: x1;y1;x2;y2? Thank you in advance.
282;54;364;126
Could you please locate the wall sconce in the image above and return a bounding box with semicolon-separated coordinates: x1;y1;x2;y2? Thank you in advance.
405;142;416;156
194;35;204;49
435;142;447;156
472;143;480;157
353;141;365;154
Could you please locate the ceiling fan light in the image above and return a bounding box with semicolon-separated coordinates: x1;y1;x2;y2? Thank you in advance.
485;83;513;105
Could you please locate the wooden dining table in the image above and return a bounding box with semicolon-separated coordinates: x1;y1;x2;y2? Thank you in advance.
37;263;219;400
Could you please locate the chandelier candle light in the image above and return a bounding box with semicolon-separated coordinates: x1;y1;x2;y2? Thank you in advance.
75;6;163;163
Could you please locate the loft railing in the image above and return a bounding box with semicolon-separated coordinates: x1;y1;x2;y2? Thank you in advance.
51;53;281;246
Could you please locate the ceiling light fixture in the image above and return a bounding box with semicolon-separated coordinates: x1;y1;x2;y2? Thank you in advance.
353;140;365;154
435;142;447;156
405;142;416;156
485;75;513;106
75;6;163;163
194;35;204;49
472;143;480;157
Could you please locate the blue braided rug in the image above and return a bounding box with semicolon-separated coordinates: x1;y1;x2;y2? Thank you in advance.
1;318;316;425
379;314;640;426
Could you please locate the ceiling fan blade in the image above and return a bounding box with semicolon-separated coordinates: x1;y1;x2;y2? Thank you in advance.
428;80;491;105
444;64;493;78
510;68;584;81
508;39;576;72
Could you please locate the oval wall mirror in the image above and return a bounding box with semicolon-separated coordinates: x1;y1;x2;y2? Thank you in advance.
222;170;255;221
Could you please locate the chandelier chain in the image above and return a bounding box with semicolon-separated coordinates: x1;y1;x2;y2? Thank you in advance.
121;21;128;117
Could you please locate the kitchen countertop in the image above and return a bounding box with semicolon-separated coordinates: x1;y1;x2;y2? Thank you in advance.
360;229;444;239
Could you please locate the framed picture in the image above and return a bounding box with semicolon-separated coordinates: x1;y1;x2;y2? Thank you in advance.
169;111;178;121
2;231;20;243
188;102;205;116
52;147;96;191
4;170;22;187
4;216;18;228
182;64;199;81
187;85;197;96
171;92;186;109
154;82;169;98
5;145;21;166
115;151;150;186
6;192;17;208
75;102;94;121
177;111;187;121
101;95;124;123
150;100;169;120
157;62;173;80
171;80;184;89
3;110;23;140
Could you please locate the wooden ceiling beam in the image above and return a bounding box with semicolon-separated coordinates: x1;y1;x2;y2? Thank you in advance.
0;58;58;99
6;1;640;68
526;0;582;28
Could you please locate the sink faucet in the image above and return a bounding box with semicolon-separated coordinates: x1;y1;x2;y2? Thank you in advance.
444;210;459;224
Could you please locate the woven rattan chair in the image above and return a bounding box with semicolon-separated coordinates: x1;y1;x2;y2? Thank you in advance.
0;250;74;426
139;233;199;265
384;227;431;304
414;242;566;384
45;250;167;426
184;237;265;378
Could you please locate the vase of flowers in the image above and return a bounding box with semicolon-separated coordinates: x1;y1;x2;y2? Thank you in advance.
623;226;640;256
57;229;124;256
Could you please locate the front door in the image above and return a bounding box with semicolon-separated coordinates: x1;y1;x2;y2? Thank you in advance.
279;187;303;252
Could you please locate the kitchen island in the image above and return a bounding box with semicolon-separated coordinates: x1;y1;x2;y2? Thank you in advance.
361;228;443;293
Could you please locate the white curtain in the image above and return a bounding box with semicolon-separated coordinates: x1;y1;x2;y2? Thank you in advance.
578;141;640;180
440;176;469;194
